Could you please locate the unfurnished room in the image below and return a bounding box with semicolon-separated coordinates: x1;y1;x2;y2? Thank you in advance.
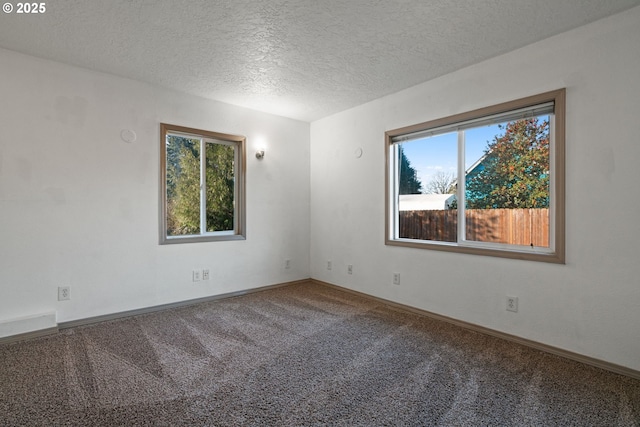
1;1;639;425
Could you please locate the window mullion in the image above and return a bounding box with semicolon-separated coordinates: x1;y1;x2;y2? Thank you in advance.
457;130;466;243
548;114;556;250
200;139;206;235
392;144;400;239
232;144;238;232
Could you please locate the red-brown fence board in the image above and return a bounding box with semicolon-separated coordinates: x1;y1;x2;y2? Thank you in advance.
399;209;549;247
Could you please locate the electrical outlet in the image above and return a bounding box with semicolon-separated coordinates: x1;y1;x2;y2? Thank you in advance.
202;269;210;280
506;296;518;312
285;259;291;269
327;260;332;270
393;273;400;285
193;270;201;282
347;264;353;275
58;286;70;301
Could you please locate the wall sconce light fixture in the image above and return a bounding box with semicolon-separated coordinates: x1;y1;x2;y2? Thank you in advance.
255;150;265;160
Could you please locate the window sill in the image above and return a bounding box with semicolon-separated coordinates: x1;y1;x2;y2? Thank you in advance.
161;233;246;245
385;238;564;264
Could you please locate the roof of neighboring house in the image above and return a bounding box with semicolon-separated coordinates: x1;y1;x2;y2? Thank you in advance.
399;194;456;211
466;153;488;176
451;152;488;188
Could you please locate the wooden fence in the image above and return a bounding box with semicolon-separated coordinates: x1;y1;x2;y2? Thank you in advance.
399;209;549;247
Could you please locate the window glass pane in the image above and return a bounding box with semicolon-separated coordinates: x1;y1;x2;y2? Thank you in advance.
397;132;457;242
204;142;235;232
166;135;201;236
464;115;550;247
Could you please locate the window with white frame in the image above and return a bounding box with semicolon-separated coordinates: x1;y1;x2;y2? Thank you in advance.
160;124;245;244
385;89;565;263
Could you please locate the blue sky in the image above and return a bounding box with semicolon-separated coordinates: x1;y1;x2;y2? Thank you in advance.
401;123;504;191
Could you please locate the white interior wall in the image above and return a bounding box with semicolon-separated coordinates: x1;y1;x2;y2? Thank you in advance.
310;6;640;371
0;48;310;326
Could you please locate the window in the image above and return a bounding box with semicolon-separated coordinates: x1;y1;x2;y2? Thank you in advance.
385;89;565;263
160;123;246;244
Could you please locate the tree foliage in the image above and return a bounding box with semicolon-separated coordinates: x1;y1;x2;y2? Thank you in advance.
204;143;235;232
466;117;549;209
398;146;423;194
166;136;235;236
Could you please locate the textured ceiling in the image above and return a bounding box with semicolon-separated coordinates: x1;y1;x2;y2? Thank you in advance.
1;0;638;122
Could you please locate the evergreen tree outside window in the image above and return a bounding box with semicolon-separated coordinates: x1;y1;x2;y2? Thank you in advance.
398;146;423;195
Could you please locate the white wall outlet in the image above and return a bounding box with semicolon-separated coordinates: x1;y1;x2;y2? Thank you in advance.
506;296;518;312
58;286;70;301
327;260;332;270
193;270;201;282
393;273;400;285
347;264;353;275
202;269;210;280
285;259;291;269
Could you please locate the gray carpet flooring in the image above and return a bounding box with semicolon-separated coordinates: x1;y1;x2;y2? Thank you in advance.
1;281;639;426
